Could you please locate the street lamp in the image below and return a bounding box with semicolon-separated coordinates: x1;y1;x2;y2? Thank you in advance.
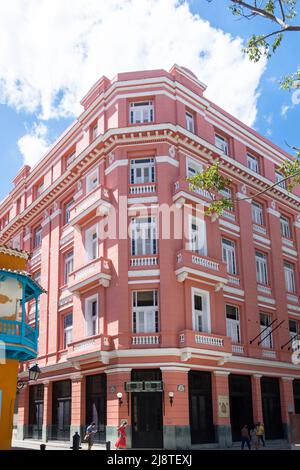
117;392;123;406
17;363;41;389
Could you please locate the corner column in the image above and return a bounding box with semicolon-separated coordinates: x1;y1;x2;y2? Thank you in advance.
251;374;264;423
17;383;29;440
42;380;52;442
212;371;232;448
70;374;85;440
106;370;131;448
280;377;295;441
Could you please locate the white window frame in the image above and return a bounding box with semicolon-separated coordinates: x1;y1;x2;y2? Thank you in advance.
222;238;237;275
188;215;207;255
185;111;195;133
275;171;287;189
85;294;99;337
132;290;159;333
289;319;299;350
192;288;211;333
280;215;292;239
260;313;273;349
63;313;73;349
226;304;241;343
131;217;157;256
129;101;154;124
256;251;268;285
92;124;98;140
64;199;73;225
247;153;260;173
33;226;42;249
252;201;264;225
85;224;98;261
86;167;99;193
186;157;203;179
215;134;229;155
66;151;76;167
284;262;296;293
130;158;155;184
64;251;74;285
36;182;44;197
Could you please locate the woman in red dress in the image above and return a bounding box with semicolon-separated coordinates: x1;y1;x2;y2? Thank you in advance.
115;420;127;450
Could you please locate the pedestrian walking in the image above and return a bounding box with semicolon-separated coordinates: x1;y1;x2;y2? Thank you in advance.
241;424;251;450
115;419;127;450
83;421;97;451
250;425;260;450
256;422;265;447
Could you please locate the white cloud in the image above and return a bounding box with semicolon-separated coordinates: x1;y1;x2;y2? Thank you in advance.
17;123;50;167
281;89;300;117
0;0;266;165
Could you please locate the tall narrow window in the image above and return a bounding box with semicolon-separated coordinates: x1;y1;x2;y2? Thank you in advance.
284;261;296;293
192;289;210;333
33;226;42;249
63;313;73;349
66;151;76;167
275;170;287;189
85;225;98;260
92;124;98;140
36;181;44;198
64;251;74;285
132;291;159;333
222;238;237;275
289;319;299;351
185;111;195;133
260;313;273;348
280;215;292;239
130;101;154;124
130;158;155;184
252;201;264;225
226;305;240;343
187;158;203;178
64;199;73;225
131;217;157;256
215;134;229;155
247;154;260;173
188;216;206;255
85;296;98;337
86;168;99;193
256;251;268;285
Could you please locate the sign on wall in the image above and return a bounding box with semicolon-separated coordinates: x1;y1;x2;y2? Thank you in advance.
218;395;230;418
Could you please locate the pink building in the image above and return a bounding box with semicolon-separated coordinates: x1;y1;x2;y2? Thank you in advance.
1;65;300;449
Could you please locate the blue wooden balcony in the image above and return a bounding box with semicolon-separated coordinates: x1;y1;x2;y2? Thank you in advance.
0;269;44;362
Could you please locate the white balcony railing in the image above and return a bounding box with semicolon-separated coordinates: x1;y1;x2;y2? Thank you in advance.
131;335;160;345
228;275;240;286
195;334;224;347
262;349;276;359
130;257;159;267
232;344;244;354
129;184;156;195
287;293;299;303
191;255;219;271
257;285;272;295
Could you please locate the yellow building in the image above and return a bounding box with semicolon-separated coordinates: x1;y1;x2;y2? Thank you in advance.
0;245;43;450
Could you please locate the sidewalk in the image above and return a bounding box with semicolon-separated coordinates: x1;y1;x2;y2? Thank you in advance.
12;439;107;451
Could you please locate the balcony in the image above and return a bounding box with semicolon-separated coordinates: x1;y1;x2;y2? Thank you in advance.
175;249;227;285
0;319;38;361
67;334;112;363
173;177;213;205
131;333;161;346
130;254;159;268
178;329;232;359
129;183;157;196
69;185;111;226
68;257;112;293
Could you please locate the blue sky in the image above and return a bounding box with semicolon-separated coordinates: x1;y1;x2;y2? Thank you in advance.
0;0;299;201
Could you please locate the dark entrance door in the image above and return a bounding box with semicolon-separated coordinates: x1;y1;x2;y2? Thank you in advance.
229;374;253;441
52;380;71;441
131;369;163;449
261;377;283;439
188;371;215;444
28;384;44;439
293;380;300;414
86;374;107;442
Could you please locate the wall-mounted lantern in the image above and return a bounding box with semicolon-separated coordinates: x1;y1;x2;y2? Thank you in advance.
117;392;123;406
168;391;174;407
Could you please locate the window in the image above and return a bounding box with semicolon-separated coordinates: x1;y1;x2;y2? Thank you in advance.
131;217;157;256
33;226;42;249
185;111;195;133
280;215;292;239
130;101;154;124
226;305;240;343
260;313;273;348
11;236;21;251
85;296;98;337
220;187;234;212
86;168;99;193
247;154;260;173
130;158;155;184
187;158;203;178
284;261;296;293
215;134;229;155
63;313;73;349
64;199;73;225
92;124;98;140
36;181;44;198
132;291;159;333
252;201;264;225
222;238;237;275
64;251;74;285
33;271;41;285
192;289;210;333
275;170;287;189
66;151;76;167
188;216;206;255
256;251;268;285
85;225;98;260
289;319;299;350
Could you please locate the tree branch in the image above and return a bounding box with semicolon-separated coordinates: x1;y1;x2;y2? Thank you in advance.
278;0;286;22
230;0;297;28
